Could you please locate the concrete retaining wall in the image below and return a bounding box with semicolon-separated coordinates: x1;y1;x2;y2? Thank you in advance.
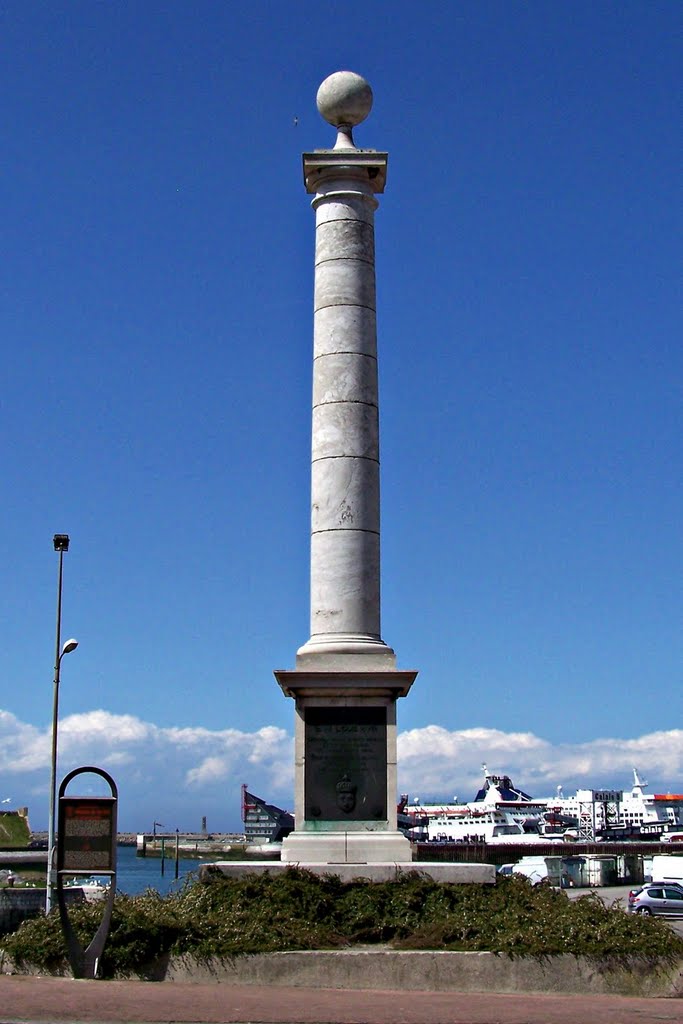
0;889;46;935
0;888;83;935
156;949;683;997
6;949;678;998
200;861;495;884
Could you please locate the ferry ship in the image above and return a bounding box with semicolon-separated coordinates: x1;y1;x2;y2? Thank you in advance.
403;766;552;844
402;767;683;844
543;769;683;840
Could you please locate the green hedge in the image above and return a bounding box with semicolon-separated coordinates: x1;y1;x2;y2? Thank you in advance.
4;869;682;978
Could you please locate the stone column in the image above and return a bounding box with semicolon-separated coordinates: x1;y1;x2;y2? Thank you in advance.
275;72;417;866
296;72;395;671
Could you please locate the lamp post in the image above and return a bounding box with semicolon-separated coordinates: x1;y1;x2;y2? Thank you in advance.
46;534;78;914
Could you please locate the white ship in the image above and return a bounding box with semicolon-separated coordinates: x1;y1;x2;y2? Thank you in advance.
403;767;683;844
422;806;553;845
404;766;553;844
543;769;683;839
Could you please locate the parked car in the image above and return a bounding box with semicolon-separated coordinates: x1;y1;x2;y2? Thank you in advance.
629;880;683;898
628;883;683;916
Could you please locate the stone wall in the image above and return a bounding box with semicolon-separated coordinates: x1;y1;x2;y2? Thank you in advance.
0;888;83;935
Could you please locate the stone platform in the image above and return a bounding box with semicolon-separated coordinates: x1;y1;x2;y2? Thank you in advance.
198;861;495;884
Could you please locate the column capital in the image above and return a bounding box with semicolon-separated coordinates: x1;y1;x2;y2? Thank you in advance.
303;150;388;195
274;669;417;700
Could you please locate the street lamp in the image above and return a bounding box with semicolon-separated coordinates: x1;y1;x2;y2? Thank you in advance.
46;534;78;914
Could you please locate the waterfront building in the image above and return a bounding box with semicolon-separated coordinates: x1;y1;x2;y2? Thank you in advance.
241;785;294;845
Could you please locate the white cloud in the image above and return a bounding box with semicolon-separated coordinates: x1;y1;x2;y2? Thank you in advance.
397;726;683;799
186;756;230;786
0;707;294;830
0;710;48;772
2;705;682;831
59;710;153;749
184;726;292;787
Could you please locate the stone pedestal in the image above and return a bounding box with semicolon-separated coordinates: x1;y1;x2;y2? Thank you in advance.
275;671;416;864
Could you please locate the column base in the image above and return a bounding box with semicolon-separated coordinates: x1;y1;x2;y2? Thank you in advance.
296;634;397;671
281;830;413;865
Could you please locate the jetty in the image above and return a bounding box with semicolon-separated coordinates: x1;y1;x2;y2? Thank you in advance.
136;833;246;858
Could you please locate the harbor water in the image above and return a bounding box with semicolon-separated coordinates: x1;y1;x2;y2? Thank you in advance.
113;844;202;895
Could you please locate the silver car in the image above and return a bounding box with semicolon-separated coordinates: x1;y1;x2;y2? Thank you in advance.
628;883;683;916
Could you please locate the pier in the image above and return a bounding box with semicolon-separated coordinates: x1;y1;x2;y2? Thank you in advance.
136;833;246;858
416;840;676;864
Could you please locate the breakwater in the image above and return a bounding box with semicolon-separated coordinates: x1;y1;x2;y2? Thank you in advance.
136;833;246;858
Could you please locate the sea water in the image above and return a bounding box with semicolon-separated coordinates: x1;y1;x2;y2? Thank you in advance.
112;844;202;895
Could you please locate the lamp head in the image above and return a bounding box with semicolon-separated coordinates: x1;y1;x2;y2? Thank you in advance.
53;535;70;552
61;639;78;655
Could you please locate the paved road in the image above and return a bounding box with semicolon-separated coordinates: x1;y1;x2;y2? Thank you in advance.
2;976;683;1024
566;884;683;935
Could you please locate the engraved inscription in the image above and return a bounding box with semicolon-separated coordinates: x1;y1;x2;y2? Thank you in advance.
304;707;387;821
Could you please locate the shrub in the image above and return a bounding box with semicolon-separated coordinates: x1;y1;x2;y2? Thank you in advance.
3;870;682;978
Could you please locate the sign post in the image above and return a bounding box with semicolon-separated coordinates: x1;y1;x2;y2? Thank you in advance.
56;766;117;979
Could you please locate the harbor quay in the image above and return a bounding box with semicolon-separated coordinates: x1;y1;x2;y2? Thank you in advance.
24;831;250;859
2;834;674;882
135;833;247;858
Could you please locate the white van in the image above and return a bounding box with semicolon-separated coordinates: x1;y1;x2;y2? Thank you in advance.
498;855;563;886
651;855;683;884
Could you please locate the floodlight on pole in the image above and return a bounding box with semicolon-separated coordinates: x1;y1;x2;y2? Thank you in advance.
46;535;78;915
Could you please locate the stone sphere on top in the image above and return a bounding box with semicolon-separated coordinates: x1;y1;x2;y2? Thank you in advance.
316;71;373;128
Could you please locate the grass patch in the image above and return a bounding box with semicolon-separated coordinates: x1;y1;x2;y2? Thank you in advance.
3;869;682;978
0;814;30;848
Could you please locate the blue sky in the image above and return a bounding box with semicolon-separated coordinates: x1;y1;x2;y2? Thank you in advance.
1;2;681;832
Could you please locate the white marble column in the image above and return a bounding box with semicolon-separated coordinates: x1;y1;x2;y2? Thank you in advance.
296;73;395;670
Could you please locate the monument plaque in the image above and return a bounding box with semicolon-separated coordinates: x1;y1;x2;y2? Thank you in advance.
305;707;387;821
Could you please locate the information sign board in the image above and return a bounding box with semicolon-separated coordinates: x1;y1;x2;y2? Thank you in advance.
57;796;116;872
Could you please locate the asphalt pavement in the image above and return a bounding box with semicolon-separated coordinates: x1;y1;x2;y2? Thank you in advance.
566;884;683;935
